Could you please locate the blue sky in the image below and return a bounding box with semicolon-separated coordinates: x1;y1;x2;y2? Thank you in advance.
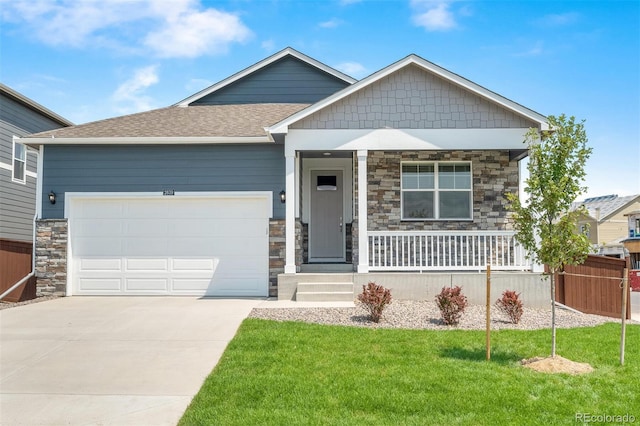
1;0;638;199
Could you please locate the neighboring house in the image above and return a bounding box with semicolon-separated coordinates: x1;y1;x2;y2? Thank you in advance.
20;48;550;302
573;194;640;256
0;83;72;300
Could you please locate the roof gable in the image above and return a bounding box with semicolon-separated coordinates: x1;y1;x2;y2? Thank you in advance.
269;54;549;133
290;63;539;130
177;47;356;106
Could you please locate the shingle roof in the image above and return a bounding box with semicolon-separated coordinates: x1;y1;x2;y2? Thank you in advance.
25;103;309;139
573;194;640;221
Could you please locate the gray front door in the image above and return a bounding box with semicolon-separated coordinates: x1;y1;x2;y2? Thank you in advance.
310;170;344;261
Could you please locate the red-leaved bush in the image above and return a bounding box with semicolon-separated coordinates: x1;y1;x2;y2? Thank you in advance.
495;290;524;324
357;282;392;323
435;286;468;325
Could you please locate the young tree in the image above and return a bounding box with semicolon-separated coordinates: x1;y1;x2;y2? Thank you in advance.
506;114;592;357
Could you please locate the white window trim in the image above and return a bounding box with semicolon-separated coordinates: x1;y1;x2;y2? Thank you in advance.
400;161;473;221
12;140;26;184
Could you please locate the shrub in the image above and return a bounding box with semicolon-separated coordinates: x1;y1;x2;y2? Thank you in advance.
495;290;524;324
357;282;392;323
435;286;468;325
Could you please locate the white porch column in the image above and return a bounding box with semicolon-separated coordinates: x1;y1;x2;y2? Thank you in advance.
284;152;297;273
357;149;369;273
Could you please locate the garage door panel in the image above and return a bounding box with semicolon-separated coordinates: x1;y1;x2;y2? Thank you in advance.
125;258;169;271
80;258;122;271
125;278;169;292
78;278;122;292
172;258;215;271
70;195;270;296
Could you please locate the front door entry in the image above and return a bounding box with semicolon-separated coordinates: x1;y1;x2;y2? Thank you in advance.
310;170;344;261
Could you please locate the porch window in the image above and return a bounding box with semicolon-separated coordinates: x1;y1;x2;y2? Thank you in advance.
401;162;472;220
12;141;26;183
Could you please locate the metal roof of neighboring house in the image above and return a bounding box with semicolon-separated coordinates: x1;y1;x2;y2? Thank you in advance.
0;83;74;127
573;194;640;222
23;103;309;142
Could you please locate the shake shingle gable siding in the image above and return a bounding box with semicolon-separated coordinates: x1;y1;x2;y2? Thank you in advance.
30;104;309;139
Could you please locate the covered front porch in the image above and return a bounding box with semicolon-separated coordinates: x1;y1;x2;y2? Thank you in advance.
277;143;537;302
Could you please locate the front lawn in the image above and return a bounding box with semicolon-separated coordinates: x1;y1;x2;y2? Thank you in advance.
180;321;639;425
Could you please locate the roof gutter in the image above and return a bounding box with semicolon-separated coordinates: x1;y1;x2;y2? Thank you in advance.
19;136;272;147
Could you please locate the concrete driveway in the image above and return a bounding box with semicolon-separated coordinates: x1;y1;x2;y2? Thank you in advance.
0;297;263;425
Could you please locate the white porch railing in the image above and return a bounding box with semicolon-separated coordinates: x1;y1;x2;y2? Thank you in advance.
368;231;530;271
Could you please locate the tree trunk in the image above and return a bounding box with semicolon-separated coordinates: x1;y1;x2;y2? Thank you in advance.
550;270;557;357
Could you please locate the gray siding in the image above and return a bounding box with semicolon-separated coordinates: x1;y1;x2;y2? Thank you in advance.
1;92;67;242
192;56;350;105
0;169;37;242
292;64;538;130
41;144;286;219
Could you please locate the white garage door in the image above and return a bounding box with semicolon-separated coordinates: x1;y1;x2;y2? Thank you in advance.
67;193;270;296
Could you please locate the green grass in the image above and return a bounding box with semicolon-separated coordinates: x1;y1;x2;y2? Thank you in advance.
179;321;639;426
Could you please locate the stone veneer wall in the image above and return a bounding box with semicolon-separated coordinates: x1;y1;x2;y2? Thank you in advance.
269;219;285;296
269;219;302;296
35;219;68;297
367;150;518;231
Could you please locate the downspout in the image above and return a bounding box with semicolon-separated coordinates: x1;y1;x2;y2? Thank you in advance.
0;143;42;301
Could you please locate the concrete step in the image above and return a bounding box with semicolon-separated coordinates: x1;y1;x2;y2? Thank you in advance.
297;282;354;293
296;291;355;302
300;263;354;273
296;282;355;302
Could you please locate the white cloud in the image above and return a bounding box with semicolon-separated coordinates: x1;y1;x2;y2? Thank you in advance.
0;0;251;58
319;18;342;29
334;62;368;78
411;0;458;32
144;4;252;58
111;65;160;114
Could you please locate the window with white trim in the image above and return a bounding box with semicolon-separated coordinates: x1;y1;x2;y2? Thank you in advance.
401;162;472;220
12;141;26;183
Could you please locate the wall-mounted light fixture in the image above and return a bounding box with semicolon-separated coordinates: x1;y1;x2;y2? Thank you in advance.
48;191;56;205
279;190;286;203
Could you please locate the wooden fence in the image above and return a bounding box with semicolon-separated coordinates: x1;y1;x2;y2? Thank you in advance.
554;255;630;319
0;239;36;303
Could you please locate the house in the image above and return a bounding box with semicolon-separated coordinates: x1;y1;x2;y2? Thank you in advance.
573;194;640;257
0;84;72;301
20;47;551;304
